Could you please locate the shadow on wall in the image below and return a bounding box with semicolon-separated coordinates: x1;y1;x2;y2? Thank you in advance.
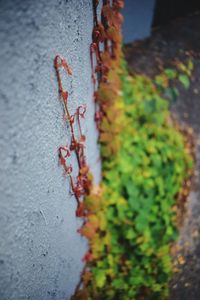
122;0;155;43
122;0;200;44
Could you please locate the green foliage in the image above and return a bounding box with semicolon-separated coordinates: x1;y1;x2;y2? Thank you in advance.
155;58;193;101
164;68;177;79
178;74;190;89
74;61;193;300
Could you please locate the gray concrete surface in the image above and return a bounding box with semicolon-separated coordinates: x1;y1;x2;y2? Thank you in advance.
0;1;101;299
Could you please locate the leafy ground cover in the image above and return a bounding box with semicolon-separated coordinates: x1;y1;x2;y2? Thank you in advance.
73;59;193;299
123;15;200;299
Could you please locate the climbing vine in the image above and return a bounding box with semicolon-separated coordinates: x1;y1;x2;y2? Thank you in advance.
54;55;92;218
54;1;194;299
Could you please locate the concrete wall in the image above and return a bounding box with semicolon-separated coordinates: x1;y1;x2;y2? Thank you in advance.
0;1;101;299
123;0;155;43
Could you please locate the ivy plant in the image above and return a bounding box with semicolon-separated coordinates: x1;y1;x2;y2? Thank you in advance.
72;59;193;300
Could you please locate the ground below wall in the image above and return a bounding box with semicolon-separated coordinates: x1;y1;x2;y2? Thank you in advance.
124;13;200;299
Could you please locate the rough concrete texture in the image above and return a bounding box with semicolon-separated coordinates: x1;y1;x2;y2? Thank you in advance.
0;0;101;299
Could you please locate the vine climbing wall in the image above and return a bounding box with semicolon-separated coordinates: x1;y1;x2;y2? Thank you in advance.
61;1;193;299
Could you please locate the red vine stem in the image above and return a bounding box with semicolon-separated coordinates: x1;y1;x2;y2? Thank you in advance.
54;55;91;217
54;56;77;142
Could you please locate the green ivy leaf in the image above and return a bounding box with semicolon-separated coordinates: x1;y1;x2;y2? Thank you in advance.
165;86;179;102
178;74;190;89
164;68;177;79
95;270;106;288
